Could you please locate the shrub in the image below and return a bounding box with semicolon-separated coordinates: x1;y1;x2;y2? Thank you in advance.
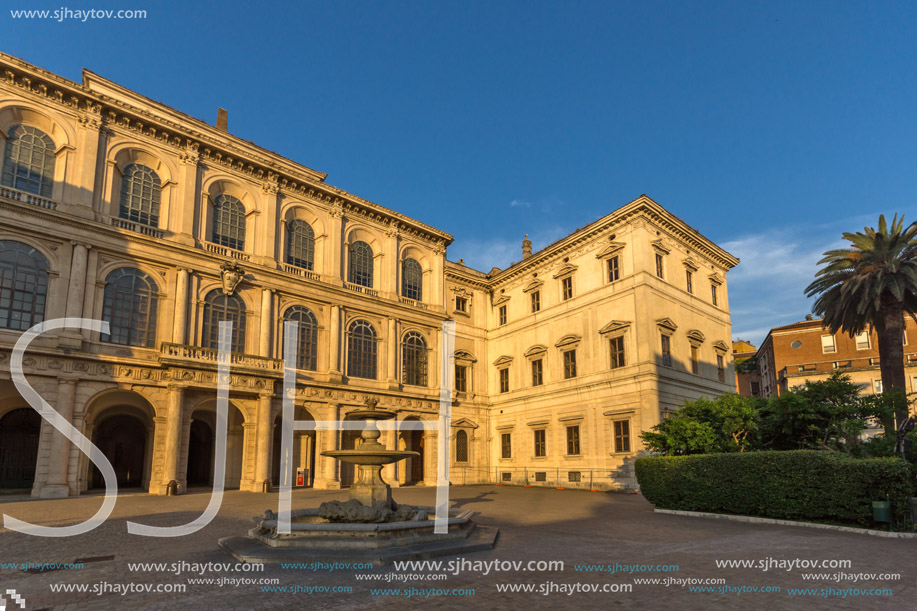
635;450;916;529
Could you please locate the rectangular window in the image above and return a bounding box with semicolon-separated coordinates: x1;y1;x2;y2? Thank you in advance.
531;358;544;386
821;334;836;354
534;429;546;457
501;472;512;482
855;331;870;350
566;425;580;455
531;291;541;313
455;364;467;392
534;471;546;482
501;433;512;458
498;305;507;326
711;284;718;306
717;354;725;382
691;345;699;374
655;253;664;278
562;277;573;300
609;336;625;369
455;296;467;312
686;270;693;294
563;349;577;379
874;380;883;394
614;420;631;453
661;334;672;367
567;471;582;483
499;367;509;393
750;381;761;396
607;256;620;282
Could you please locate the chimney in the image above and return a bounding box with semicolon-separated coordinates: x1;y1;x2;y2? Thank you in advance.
216;108;228;132
522;234;532;259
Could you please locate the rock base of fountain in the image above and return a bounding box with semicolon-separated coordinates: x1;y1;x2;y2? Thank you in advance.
218;506;499;565
318;498;427;523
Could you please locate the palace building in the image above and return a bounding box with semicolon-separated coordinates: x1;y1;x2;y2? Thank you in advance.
0;53;738;498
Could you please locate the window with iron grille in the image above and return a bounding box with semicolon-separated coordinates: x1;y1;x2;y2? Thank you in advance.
568;471;581;482
286;220;315;270
498;304;507;325
609;336;625;369
202;290;246;353
531;290;540;313
499;367;509;393
566;425;580;455
535;471;546;482
531;358;543;386
348;241;374;287
614;419;631;453
501;433;511;458
101;268;158;348
502;472;512;481
347;319;377;379
211;194;246;250
607;256;620;282
1;124;55;196
401;258;422;300
562;276;573;300
661;334;672;367
455;429;468;462
402;331;428;386
455;364;467;392
283;306;318;370
119;164;161;226
0;241;49;331
534;429;546;457
563;349;577;379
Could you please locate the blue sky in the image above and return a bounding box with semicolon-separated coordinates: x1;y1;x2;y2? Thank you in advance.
5;0;916;345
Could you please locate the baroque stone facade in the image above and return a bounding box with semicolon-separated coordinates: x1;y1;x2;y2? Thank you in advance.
0;53;737;497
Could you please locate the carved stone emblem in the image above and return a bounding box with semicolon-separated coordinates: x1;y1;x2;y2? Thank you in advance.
220;261;245;296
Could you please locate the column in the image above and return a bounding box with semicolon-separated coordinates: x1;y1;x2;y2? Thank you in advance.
260;288;273;357
60;243;90;348
432;246;445;310
382;426;399;488
329;204;344;284
162;384;185;495
422;429;437;487
387;318;398;387
260;182;280;266
173;268;190;344
41;379;77;498
312;403;341;489
433;327;443;389
174;152;200;246
254;392;273;491
329;305;342;380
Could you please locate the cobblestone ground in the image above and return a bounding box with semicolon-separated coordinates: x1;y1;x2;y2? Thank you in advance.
1;485;914;610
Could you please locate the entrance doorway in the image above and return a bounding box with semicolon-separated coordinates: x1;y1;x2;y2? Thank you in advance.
90;414;147;489
0;408;40;489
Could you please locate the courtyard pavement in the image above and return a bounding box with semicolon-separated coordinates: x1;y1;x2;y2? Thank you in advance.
0;485;914;610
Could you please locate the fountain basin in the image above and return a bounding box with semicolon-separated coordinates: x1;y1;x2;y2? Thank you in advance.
322;450;418;466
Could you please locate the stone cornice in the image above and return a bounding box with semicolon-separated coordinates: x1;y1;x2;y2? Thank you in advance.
0;53;452;248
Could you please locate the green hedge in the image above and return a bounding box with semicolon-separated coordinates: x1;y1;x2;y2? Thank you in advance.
635;450;916;529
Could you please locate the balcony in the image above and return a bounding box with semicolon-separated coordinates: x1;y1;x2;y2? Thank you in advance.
159;342;283;377
344;281;379;297
204;241;251;261
399;296;430;310
280;262;321;281
110;217;165;238
0;184;57;210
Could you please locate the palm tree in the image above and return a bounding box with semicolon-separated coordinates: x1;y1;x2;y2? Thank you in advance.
805;214;917;431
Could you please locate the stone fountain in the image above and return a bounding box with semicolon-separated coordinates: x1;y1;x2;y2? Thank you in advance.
219;399;498;564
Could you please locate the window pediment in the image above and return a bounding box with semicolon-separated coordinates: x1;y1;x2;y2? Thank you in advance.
555;334;582;349
599;320;631;335
558;413;585;423
683;257;699;271
651;239;671;255
451;418;479;429
709;272;724;286
524;344;548;358
656;318;678;333
523;278;544;293
687;329;706;344
527;419;550;427
493;355;514;367
454;350;477;364
713;340;730;353
492;294;511;306
552;263;578;279
595;241;626;259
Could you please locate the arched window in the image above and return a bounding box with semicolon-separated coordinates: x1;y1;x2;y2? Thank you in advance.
401;258;422;300
1;125;56;197
347;319;377;379
202;289;246;353
455;430;469;463
286;220;315;270
402;331;428;386
101;268;159;347
283;305;318;370
0;241;49;331
348;241;373;287
119;164;161;226
211;194;246;250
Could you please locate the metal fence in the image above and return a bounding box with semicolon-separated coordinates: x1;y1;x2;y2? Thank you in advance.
448;465;637;491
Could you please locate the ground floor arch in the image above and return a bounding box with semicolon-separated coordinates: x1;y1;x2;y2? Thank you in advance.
271;407;316;488
82;390;156;493
186;401;246;490
0;407;41;490
399;418;424;485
